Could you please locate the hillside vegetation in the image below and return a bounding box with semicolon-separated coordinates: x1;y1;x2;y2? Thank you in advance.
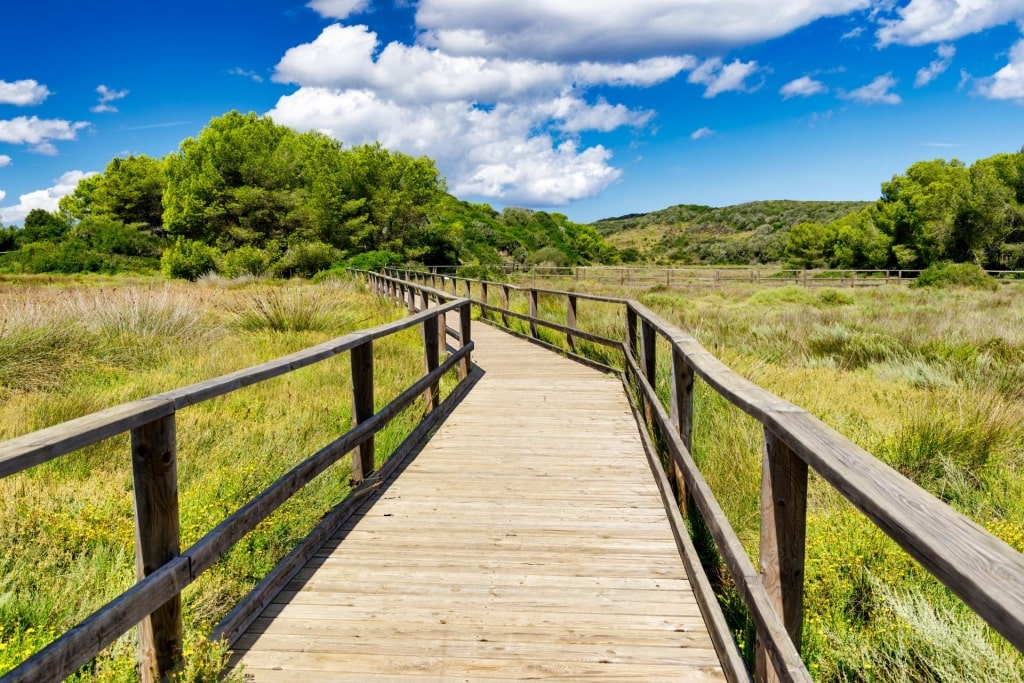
597;200;871;264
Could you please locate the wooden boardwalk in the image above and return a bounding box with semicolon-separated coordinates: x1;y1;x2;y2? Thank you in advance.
231;322;727;681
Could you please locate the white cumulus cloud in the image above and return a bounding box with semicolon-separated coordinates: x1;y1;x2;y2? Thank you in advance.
688;57;761;97
915;43;956;87
268;23;691;205
0;116;90;147
975;38;1024;101
0;154;11;168
0;170;95;225
415;0;872;60
91;84;128;113
877;0;1024;46
691;127;714;140
307;0;370;19
0;79;50;106
780;75;828;99
841;74;902;104
0;189;5;203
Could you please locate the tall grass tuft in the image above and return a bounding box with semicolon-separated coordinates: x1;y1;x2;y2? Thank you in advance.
230;286;365;333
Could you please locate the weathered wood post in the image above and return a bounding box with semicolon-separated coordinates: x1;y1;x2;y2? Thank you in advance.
756;428;808;683
669;346;694;509
528;289;539;338
431;267;438;289
423;315;440;412
434;293;447;353
407;284;417;314
640;319;656;426
500;285;510;327
350;340;375;483
131;414;182;683
566;294;578;353
459;302;472;379
626;306;638;361
464;278;471;300
480;281;489;317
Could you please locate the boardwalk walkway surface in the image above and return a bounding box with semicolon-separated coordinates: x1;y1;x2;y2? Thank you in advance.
231;322;727;682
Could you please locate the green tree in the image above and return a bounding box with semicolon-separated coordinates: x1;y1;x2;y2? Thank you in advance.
337;142;447;254
21;209;70;243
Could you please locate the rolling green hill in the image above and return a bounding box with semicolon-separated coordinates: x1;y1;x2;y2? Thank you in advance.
594;200;871;264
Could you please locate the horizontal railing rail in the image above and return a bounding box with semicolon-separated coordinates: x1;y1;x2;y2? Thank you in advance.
0;278;473;683
382;267;1024;683
408;264;1024;289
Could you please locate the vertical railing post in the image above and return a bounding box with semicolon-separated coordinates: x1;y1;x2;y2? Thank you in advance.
640;320;656;426
423;316;440;412
528;290;539;338
756;428;808;683
131;413;182;683
480;282;489;317
407;284;416;314
501;285;510;327
670;346;694;509
350;340;375;483
566;294;578;353
436;293;448;353
464;278;471;300
459;302;472;378
626;306;638;360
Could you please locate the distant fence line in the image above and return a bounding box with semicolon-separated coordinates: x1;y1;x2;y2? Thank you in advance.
420;265;1024;289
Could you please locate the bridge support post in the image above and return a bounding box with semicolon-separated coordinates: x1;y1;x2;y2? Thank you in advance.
566;295;577;353
423;316;440;412
626;307;638;360
351;340;375;483
528;290;539;338
500;286;510;327
458;303;472;378
640;320;656;427
480;282;489;317
130;414;182;683
436;293;448;353
670;347;694;512
407;284;417;314
756;428;807;683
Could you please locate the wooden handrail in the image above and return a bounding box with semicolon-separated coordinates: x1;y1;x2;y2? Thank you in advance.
0;276;473;683
381;267;1024;682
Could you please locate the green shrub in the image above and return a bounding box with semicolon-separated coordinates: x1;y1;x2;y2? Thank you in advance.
345;249;403;272
273;241;342;279
220;245;273;278
747;285;817;306
161;238;219;280
817;288;855;306
914;262;998;290
526;246;570;267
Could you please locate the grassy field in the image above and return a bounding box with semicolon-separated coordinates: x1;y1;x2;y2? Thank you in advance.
0;274;447;681
3;272;1023;681
491;275;1024;681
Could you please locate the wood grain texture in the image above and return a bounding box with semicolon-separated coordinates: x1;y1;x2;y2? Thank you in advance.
232;323;727;682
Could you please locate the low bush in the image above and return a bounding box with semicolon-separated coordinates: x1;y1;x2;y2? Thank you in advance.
161;239;219;280
914;262;998;290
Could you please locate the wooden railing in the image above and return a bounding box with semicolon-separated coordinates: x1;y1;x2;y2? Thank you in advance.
383;267;1024;683
0;280;473;683
419;264;1024;288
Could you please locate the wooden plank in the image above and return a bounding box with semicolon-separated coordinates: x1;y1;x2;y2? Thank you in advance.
232;323;728;681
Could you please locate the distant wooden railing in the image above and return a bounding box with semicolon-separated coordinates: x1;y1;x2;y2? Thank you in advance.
420;264;1024;289
0;281;473;683
383;267;1024;683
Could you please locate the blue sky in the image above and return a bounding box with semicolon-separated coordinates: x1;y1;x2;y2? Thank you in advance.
2;0;1024;226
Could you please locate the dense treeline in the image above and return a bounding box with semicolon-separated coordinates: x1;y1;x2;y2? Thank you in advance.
785;152;1024;270
0;111;616;278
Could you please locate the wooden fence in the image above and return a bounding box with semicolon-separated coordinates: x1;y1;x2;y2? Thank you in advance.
384;267;1024;683
0;282;473;683
423;264;1024;289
